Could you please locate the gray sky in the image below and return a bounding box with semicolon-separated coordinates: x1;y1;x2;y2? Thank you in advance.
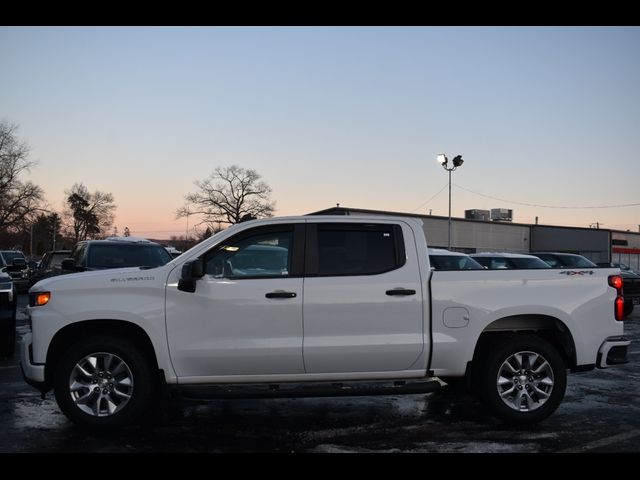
1;26;639;237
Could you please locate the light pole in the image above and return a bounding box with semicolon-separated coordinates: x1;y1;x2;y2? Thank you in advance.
437;153;464;250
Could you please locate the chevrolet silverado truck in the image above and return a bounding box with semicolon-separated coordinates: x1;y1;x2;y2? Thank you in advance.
20;216;630;430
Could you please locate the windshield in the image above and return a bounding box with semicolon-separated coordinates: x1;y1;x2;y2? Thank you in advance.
1;251;25;264
87;244;172;269
429;255;484;271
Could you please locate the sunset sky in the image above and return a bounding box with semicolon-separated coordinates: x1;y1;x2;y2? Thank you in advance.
1;26;639;239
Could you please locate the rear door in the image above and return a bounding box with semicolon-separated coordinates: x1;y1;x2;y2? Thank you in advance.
302;221;425;374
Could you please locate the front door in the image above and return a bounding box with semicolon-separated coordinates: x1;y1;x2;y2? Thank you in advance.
165;224;305;379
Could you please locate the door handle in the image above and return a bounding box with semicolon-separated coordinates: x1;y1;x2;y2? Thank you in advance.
265;291;297;299
386;289;416;296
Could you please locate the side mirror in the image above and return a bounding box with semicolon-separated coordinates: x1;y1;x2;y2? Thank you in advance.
61;259;76;271
178;259;205;293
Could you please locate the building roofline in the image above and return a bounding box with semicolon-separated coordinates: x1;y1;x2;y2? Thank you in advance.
307;206;640;236
307;206;584;231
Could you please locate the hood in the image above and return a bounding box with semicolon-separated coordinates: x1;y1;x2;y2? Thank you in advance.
30;265;167;292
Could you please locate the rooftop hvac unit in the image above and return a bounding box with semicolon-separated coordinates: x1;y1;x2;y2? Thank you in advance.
465;209;491;221
491;208;513;222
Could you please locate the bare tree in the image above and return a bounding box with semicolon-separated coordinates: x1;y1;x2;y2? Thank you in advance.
177;165;275;228
0;120;44;233
63;183;116;242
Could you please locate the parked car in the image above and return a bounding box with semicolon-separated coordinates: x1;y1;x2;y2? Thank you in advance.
428;248;485;270
22;215;629;430
531;252;598;269
470;252;551;270
58;237;172;275
0;272;17;357
0;250;31;292
30;250;72;286
533;252;640;317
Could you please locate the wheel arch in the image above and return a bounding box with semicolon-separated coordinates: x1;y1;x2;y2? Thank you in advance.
44;319;160;388
466;314;577;386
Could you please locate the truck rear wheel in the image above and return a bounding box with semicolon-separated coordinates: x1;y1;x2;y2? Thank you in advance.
477;335;566;424
53;336;155;430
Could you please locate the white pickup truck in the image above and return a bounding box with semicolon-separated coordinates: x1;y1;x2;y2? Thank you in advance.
21;215;630;430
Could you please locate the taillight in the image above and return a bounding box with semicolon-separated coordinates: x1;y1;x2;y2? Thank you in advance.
608;275;625;321
609;275;623;290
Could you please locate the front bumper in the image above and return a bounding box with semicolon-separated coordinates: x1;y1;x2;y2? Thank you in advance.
597;337;630;368
20;331;46;388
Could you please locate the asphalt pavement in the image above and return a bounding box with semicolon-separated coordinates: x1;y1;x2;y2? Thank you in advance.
1;294;639;453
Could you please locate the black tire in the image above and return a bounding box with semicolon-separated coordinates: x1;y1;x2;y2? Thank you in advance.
53;335;155;431
476;334;567;425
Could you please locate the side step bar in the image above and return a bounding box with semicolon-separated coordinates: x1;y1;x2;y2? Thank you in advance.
175;380;442;401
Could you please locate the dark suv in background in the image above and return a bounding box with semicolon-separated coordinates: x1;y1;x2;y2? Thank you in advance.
60;237;172;274
30;250;72;286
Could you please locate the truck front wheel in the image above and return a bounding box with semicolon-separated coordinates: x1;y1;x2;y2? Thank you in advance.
477;335;567;424
53;336;155;430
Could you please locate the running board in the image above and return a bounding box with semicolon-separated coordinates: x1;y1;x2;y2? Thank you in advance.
175;379;442;401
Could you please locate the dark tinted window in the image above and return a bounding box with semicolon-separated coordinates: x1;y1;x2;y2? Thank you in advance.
72;244;86;266
429;255;484;271
87;244;172;269
205;230;292;279
316;225;403;276
1;251;25;263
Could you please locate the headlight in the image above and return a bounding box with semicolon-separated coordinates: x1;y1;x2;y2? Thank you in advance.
0;282;12;291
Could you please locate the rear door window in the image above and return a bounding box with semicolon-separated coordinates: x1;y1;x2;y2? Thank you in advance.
309;223;405;276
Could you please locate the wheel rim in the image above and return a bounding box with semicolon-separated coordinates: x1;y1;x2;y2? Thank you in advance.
68;352;134;417
496;350;554;412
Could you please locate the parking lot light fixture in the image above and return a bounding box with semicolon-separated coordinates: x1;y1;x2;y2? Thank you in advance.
437;153;464;250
